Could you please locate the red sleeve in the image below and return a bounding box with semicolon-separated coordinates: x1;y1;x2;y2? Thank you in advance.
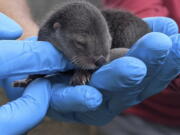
163;0;180;28
103;0;169;18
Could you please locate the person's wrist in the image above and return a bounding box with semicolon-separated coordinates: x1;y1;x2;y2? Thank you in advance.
19;22;39;39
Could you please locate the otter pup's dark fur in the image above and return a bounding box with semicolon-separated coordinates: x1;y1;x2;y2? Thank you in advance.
13;1;150;87
102;9;150;48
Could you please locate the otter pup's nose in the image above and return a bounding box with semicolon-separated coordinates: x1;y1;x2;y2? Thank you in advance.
95;56;106;67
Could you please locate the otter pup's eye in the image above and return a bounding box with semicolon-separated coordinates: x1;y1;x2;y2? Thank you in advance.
74;40;86;49
76;40;86;46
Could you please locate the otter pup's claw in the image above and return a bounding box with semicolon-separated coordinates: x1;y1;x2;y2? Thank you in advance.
70;70;92;86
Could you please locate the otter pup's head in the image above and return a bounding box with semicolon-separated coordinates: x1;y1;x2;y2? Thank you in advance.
38;1;111;70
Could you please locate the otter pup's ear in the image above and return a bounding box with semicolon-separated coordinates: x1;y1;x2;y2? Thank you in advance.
53;22;60;30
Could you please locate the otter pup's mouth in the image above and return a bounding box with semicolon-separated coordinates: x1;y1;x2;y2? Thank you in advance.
71;55;107;70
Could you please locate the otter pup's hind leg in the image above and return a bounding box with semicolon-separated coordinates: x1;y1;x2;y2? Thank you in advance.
12;74;46;87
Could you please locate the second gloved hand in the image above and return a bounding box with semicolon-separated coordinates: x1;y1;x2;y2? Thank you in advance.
46;17;180;125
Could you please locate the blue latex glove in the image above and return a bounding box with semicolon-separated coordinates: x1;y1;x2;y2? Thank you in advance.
0;13;22;40
0;13;102;135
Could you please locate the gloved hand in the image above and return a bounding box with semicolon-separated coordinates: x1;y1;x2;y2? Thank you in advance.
0;13;179;135
46;17;180;125
0;13;101;135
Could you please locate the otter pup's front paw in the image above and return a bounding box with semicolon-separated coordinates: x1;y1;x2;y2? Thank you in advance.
70;70;92;85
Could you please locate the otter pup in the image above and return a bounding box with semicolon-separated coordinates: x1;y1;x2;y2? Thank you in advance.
13;1;150;87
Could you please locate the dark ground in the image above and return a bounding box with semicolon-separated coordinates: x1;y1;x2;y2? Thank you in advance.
0;0;106;135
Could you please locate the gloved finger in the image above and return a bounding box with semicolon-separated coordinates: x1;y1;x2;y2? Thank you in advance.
0;79;50;135
48;74;102;112
139;34;180;99
127;32;172;72
51;85;102;112
89;56;147;92
143;17;178;35
0;13;23;39
126;32;172;100
0;40;74;79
